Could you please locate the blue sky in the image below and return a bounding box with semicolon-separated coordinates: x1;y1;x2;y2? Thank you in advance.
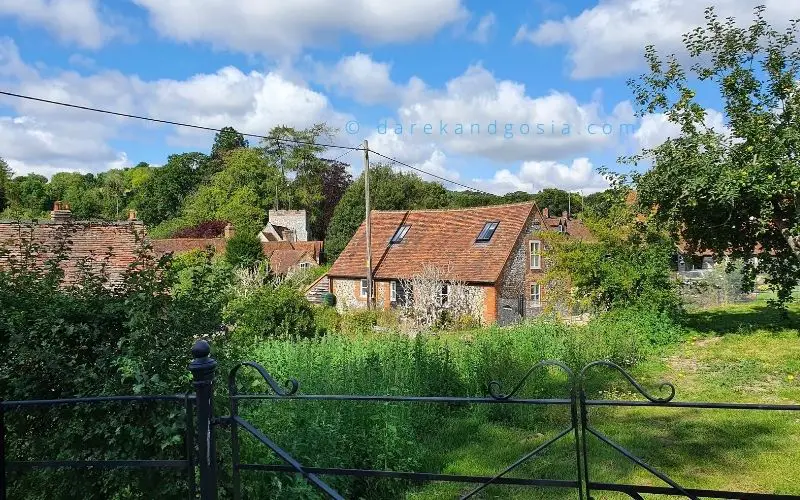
0;0;793;194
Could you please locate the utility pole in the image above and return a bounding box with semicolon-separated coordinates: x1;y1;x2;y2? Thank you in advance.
363;139;373;310
568;192;571;218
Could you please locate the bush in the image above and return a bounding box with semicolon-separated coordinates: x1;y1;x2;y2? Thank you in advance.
322;291;336;307
223;284;317;341
225;232;264;269
340;309;378;336
172;219;229;238
0;238;230;499
313;305;341;336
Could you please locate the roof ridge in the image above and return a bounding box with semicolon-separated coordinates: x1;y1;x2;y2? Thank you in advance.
371;201;535;215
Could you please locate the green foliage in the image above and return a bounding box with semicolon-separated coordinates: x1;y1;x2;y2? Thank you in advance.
224;231;264;269
0;236;228;499
321;291;336;307
0;157;13;212
532;187;583;216
312;305;341;335
544;198;683;317
211;126;248;159
223;284;318;341
339;309;378;336
624;5;800;307
182;148;282;235
133;152;209;225
324;164;450;259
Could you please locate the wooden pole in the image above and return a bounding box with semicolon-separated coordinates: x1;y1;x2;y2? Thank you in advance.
363;140;373;310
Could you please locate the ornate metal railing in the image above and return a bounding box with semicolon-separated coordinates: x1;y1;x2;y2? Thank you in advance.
219;345;800;500
3;340;800;500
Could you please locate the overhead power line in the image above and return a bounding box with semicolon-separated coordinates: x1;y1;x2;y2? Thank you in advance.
367;149;494;196
0;89;492;195
0;90;358;151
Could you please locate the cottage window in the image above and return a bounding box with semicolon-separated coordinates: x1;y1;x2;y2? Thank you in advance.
440;284;450;306
299;262;310;270
530;240;541;269
360;279;368;298
530;283;541;307
390;225;411;243
476;221;499;242
390;281;397;302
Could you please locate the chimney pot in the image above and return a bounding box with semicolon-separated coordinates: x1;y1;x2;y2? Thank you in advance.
542;207;549;218
127;209;137;221
50;201;72;221
562;210;568;219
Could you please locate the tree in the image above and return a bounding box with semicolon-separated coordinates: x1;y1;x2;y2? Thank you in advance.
182;148;283;236
532;188;583;216
293;158;352;239
7;173;50;217
211;126;248;159
625;5;800;306
324;164;450;260
133;153;208;226
0;157;11;212
225;232;265;269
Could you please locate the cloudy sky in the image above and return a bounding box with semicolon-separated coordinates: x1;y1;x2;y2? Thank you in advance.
0;0;795;194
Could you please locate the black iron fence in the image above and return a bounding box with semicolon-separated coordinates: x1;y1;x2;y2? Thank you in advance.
3;340;800;500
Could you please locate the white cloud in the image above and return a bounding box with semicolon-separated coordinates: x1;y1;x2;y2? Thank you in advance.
469;13;496;44
473;158;611;195
633;109;728;150
0;38;351;176
374;64;635;163
0;0;123;49
132;0;469;56
519;0;800;79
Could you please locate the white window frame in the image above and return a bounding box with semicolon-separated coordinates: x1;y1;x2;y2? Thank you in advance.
530;283;541;307
390;281;397;302
530;240;541;269
299;262;310;270
440;284;450;306
360;279;368;298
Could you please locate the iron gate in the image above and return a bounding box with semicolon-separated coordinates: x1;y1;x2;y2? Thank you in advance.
3;339;800;499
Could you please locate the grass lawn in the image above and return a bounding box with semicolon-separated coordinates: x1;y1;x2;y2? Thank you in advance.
407;296;800;499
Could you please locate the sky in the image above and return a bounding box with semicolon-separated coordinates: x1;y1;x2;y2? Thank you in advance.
0;0;797;196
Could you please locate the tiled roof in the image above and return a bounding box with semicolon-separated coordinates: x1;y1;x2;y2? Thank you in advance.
0;220;147;286
269;249;308;275
542;216;594;242
328;202;537;284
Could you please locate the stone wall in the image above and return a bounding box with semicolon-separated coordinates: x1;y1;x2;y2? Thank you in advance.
495;210;541;325
268;210;308;241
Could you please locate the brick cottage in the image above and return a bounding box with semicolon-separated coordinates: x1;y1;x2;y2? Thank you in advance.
326;202;591;326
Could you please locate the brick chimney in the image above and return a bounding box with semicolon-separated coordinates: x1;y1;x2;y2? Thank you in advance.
127;209;137;221
542;207;549;218
224;223;234;239
50;201;72;222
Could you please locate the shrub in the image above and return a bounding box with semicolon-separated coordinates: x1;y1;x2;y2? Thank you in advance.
322;291;336;307
313;305;341;336
0;238;230;499
224;232;264;269
172;219;229;238
223;284;317;340
340;309;378;336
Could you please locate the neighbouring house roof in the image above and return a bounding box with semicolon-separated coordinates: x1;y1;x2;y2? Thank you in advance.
268;249;310;275
149;236;324;276
328;202;539;284
0;220;147;286
542;215;594;242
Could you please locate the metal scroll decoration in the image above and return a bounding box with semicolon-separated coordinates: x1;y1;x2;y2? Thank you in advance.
228;361;299;396
579;360;676;403
488;360;575;400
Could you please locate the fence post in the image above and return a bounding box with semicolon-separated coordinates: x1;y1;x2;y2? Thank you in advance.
189;340;217;500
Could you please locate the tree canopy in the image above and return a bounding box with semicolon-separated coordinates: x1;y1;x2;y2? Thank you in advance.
625;5;800;306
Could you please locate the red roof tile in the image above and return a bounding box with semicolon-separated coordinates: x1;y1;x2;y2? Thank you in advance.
0;221;147;286
328;202;537;284
150;238;226;255
269;249;308;275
